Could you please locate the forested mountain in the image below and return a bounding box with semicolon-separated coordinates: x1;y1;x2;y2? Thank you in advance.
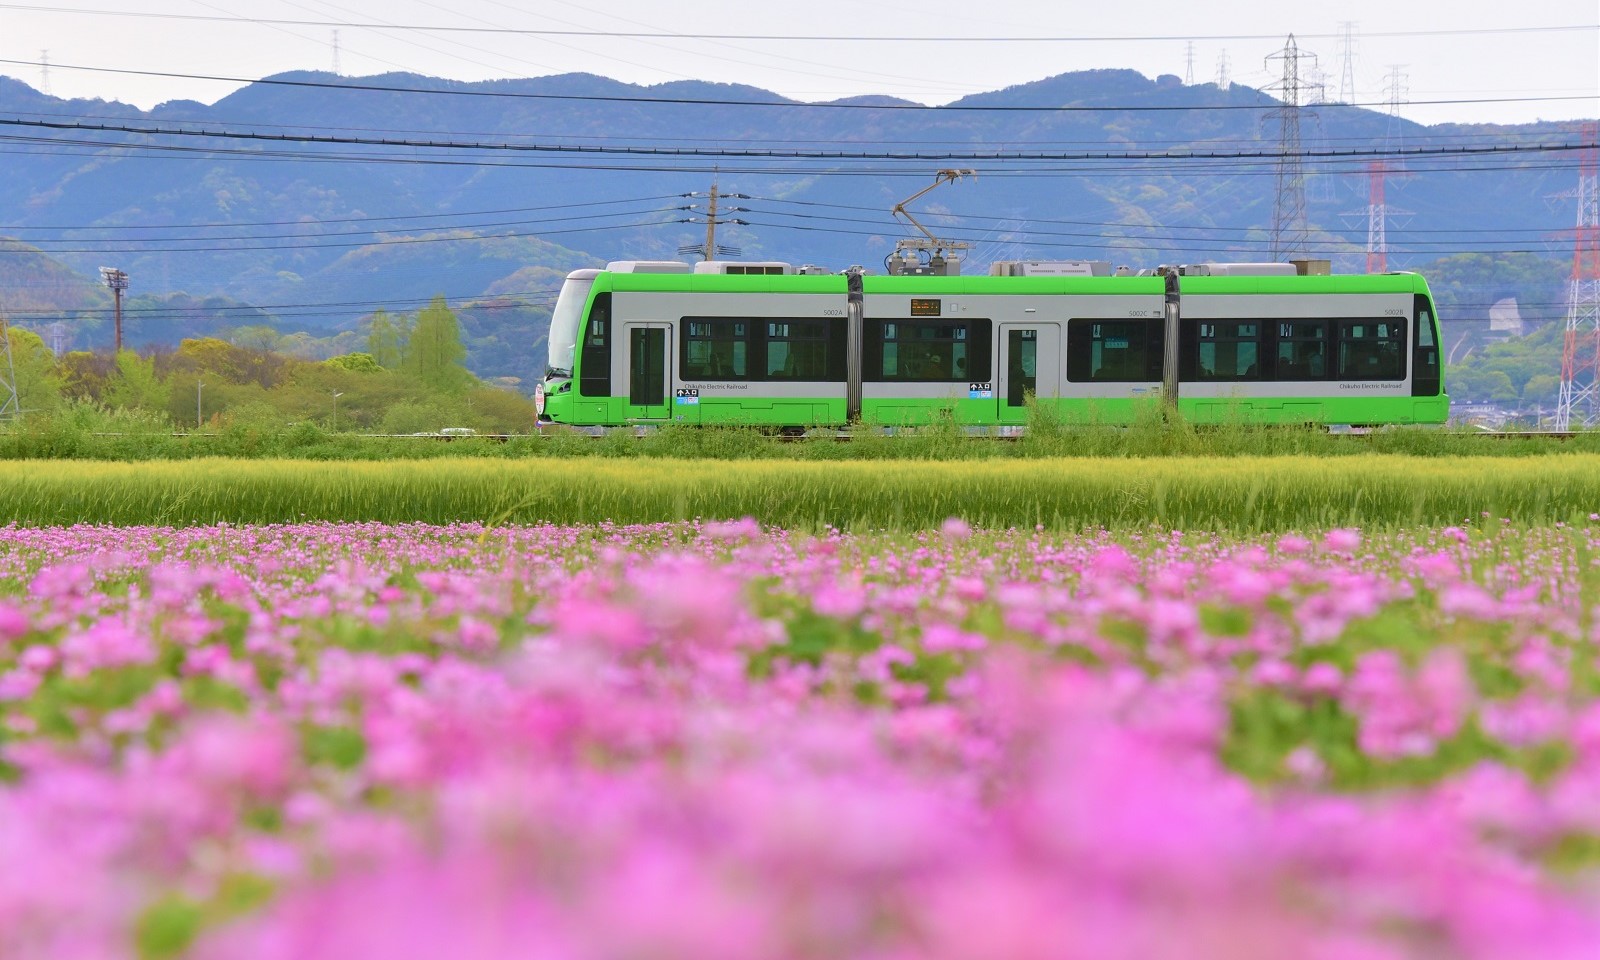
0;67;1583;388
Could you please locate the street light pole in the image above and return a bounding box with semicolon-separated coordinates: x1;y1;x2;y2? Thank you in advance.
196;380;204;430
332;391;344;432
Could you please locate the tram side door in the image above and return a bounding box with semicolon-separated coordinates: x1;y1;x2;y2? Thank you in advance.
998;323;1060;424
623;322;671;421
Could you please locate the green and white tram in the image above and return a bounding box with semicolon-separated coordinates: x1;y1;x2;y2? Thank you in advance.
538;260;1446;429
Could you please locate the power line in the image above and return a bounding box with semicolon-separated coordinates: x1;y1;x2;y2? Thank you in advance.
0;132;1582;181
746;194;1568;235
735;216;1566;257
0;187;1564;249
3;104;1569;147
0;217;682;254
0;193;685;231
1;58;1593;113
0;115;1590;162
0;205;678;243
736;205;1569;254
0;5;1591;43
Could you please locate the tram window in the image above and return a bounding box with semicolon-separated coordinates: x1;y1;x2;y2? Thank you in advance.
1275;321;1328;380
868;319;990;381
766;320;835;380
1197;321;1262;380
1338;320;1405;380
681;318;750;380
1066;319;1161;382
578;293;612;397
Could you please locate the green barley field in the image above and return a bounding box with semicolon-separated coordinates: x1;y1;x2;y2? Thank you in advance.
2;455;1596;531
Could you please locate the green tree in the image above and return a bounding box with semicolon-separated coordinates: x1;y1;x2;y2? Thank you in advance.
366;309;403;369
379;398;457;435
323;352;383;373
103;350;172;415
5;327;63;415
58;350;115;402
229;325;283;353
403;296;472;394
465;385;539;434
1522;374;1560;404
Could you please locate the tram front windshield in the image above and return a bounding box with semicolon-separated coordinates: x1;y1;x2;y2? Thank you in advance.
546;275;595;377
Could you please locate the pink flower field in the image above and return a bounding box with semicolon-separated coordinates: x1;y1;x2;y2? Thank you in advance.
3;519;1600;959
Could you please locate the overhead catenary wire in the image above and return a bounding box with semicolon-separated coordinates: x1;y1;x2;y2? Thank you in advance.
732;216;1573;258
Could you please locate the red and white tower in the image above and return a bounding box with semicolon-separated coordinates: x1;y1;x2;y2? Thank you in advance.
1553;122;1600;432
1365;160;1389;274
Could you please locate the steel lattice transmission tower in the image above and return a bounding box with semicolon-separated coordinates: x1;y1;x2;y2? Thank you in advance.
1264;36;1319;262
1337;67;1410;276
1341;158;1410;275
1364;161;1390;273
1554;122;1600;431
1335;23;1357;104
0;310;20;422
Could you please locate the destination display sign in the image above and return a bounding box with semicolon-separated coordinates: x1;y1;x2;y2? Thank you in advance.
909;298;941;317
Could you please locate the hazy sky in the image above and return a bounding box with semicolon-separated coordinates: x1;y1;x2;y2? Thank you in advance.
0;0;1594;126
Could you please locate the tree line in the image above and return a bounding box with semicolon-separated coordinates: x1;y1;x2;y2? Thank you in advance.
4;295;539;434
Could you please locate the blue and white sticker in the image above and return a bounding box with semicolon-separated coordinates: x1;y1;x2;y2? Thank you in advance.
968;381;994;399
675;387;700;405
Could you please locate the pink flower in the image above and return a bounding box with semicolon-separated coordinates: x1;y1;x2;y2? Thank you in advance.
0;603;28;641
1323;528;1362;554
1277;534;1311;554
940;516;973;541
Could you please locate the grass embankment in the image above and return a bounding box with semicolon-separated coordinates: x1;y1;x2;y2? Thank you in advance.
1;455;1596;530
0;404;1593;462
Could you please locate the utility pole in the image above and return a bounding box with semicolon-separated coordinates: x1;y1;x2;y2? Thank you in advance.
1264;36;1318;262
99;267;128;354
1184;42;1195;86
332;30;342;75
705;182;719;261
1215;50;1230;90
39;50;50;96
1555;122;1600;431
196;380;205;430
679;179;746;260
